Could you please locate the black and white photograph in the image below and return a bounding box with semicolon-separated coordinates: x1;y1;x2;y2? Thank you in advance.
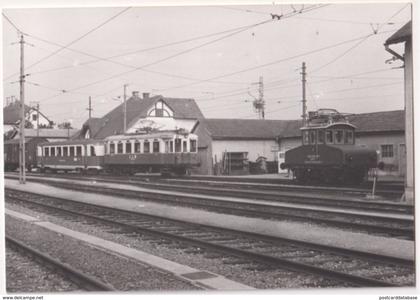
0;0;416;297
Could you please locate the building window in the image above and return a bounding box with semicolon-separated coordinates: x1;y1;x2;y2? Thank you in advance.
155;109;164;117
153;140;160;153
32;114;37;121
90;146;96;156
381;144;394;158
144;141;150;153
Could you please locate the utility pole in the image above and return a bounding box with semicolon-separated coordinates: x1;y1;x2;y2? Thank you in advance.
87;96;93;120
19;34;26;184
123;84;128;133
301;62;307;126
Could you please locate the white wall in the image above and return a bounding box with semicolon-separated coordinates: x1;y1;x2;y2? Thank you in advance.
212;139;277;163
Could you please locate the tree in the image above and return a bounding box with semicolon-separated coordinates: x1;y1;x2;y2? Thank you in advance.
58;122;73;129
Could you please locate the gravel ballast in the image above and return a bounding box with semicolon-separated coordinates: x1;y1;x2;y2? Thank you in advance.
5;216;201;292
6;202;345;289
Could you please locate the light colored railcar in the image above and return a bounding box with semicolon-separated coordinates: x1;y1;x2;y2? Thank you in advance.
37;140;105;173
103;131;200;175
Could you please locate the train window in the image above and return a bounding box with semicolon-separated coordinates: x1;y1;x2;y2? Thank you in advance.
76;146;82;156
326;130;333;144
175;138;182;152
345;131;354;144
153;140;160;153
63;147;68;156
51;147;56;156
334;130;344;144
90;146;96;156
309;131;316;145
117;142;123;154
144;141;150;153
190;139;197;152
45;147;50;157
170;141;174;153
134;141;141;153
182;140;188;152
57;147;62;156
302;131;310;145
70;146;75;156
126;141;132;154
110;143;115;154
318;130;325;144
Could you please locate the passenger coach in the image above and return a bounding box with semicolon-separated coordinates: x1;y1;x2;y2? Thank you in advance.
103;131;199;175
37;140;105;173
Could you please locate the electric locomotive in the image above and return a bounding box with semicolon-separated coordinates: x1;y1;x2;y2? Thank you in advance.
280;109;379;184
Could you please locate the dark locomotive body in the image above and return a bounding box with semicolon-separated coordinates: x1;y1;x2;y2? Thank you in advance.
281;109;379;184
4;137;47;171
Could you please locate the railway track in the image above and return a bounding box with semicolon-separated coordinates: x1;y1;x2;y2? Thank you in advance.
6;235;116;292
5;189;414;288
5;176;414;240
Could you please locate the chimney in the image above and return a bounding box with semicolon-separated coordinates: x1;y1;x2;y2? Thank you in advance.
132;91;139;97
143;92;150;99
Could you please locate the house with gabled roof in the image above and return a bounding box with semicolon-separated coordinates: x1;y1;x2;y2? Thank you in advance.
75;92;213;174
3;101;53;132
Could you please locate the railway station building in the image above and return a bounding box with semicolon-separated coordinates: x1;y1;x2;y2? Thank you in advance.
75;91;406;177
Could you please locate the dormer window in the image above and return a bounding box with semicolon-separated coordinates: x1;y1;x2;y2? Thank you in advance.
147;100;173;117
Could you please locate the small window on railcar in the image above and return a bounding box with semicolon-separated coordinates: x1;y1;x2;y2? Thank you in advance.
70;146;75;156
76;146;82;156
345;130;354;144
51;147;56;156
309;131;316;145
125;141;132;154
144;141;150;153
334;130;344;144
317;130;325;144
175;138;182;153
170;141;174;153
182;140;188;152
45;147;50;157
134;141;141;153
63;147;68;156
153;140;160;153
116;142;123;154
326;130;333;144
57;147;62;156
165;141;170;153
110;143;115;154
302;131;310;145
90;146;96;156
190;139;197;152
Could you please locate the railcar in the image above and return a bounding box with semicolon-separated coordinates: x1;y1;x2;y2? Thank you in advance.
280;109;379;184
37;139;105;173
4;137;47;171
103;131;199;175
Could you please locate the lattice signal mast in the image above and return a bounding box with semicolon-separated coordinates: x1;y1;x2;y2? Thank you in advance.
248;76;265;119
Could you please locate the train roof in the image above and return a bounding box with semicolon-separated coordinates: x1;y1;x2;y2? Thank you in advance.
38;139;104;146
301;122;356;130
4;137;48;145
104;131;198;141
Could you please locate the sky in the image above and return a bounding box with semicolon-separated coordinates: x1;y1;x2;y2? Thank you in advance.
1;1;413;128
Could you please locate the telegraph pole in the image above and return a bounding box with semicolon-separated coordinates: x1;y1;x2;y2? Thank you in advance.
301;62;307;126
87;96;93;120
123;84;128;133
258;76;265;119
19;34;26;184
